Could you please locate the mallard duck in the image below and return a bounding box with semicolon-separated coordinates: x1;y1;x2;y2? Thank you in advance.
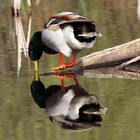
29;12;102;71
31;73;107;125
31;80;107;131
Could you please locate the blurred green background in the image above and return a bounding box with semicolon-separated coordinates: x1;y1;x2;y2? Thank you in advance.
0;0;140;140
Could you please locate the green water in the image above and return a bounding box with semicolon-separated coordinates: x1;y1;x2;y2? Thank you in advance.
0;0;140;140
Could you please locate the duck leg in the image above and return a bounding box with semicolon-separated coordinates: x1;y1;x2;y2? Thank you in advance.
53;74;78;92
60;74;79;91
63;55;77;67
60;75;65;92
51;53;65;70
52;53;76;70
64;74;79;85
52;75;65;92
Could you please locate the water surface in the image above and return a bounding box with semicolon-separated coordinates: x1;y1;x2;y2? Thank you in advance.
0;0;140;140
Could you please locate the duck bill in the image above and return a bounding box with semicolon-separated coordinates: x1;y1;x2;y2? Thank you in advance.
78;32;103;38
96;32;103;37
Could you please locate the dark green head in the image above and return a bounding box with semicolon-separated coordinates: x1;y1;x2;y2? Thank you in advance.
28;31;58;61
31;80;46;108
28;31;43;61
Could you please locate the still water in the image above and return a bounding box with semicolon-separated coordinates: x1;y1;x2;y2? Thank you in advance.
0;0;140;140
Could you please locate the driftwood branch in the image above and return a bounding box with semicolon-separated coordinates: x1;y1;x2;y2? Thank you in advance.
41;38;140;80
76;38;140;69
116;55;140;69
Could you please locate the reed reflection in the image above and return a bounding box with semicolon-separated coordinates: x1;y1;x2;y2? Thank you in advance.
12;1;32;77
30;72;107;131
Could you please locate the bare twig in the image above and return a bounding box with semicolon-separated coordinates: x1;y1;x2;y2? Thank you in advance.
116;55;140;69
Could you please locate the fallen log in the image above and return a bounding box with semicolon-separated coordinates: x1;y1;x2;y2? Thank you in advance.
41;63;140;80
80;64;140;80
76;38;140;69
41;38;140;80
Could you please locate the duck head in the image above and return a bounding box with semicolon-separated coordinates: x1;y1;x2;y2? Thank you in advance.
28;31;43;61
29;31;58;61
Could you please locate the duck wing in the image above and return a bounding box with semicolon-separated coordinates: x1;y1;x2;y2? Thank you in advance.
44;12;94;28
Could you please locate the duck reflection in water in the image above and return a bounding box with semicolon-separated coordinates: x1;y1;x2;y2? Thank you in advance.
30;72;107;131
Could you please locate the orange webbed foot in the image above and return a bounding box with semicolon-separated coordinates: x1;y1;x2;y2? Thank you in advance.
51;63;75;70
51;54;76;70
51;64;66;70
